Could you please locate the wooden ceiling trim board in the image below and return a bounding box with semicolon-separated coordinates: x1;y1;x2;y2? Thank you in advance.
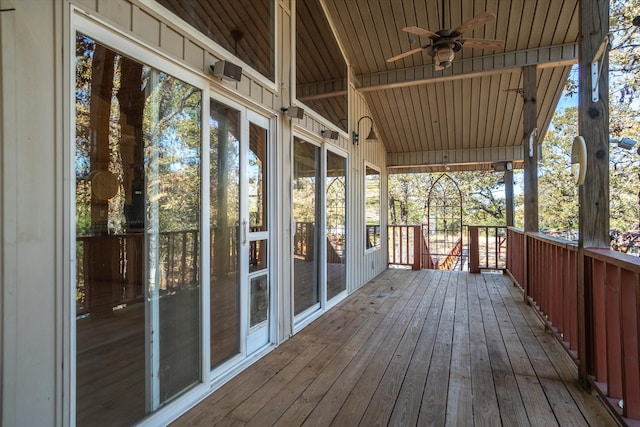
476;75;490;150
327;0;366;74
538;0;563;47
385;0;414;70
516;0;537;52
418;85;437;150
356;44;577;91
397;88;417;153
354;1;386;74
500;71;523;148
369;91;399;151
452;75;463;149
485;75;500;148
560;1;580;46
526;1;548;50
386;146;525;168
375;0;401;71
433;81;447;152
503;0;522;53
446;81;458;150
469;76;481;151
461;77;472;148
402;86;423;152
390;88;412;153
495;72;514;147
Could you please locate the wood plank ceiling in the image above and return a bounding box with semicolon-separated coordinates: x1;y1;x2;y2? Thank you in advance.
322;0;580;172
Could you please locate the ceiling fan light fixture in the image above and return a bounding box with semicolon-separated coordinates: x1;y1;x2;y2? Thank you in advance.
434;46;455;70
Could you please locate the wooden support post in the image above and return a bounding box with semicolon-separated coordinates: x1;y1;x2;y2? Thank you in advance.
504;169;514;227
579;0;610;248
577;0;610;388
413;225;421;270
522;65;538;232
469;226;479;273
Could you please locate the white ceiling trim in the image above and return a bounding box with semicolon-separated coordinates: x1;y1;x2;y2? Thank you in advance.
387;146;524;168
357;43;578;92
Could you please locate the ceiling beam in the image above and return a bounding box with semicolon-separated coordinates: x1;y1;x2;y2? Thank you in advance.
387;146;524;168
357;43;578;92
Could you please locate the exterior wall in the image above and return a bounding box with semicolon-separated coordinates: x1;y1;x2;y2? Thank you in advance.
0;0;388;424
1;1;63;425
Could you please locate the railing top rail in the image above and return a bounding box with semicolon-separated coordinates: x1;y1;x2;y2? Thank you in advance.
506;226;525;233
585;247;640;272
525;231;579;251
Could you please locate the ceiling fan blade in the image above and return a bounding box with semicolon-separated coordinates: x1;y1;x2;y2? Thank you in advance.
403;26;439;39
452;11;496;36
460;38;505;50
387;47;424;63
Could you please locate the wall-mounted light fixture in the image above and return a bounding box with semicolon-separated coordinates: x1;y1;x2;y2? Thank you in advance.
352;115;378;145
281;106;305;119
321;129;339;140
210;60;243;82
610;137;638;150
491;161;513;172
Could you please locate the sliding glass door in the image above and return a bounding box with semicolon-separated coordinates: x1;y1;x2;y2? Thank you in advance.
74;32;273;426
75;34;201;426
209;99;272;370
293;138;347;322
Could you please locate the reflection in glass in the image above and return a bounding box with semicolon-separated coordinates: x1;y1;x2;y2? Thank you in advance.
296;0;347;131
293;138;321;315
326;152;347;300
210;100;241;368
365;166;381;249
250;274;269;328
75;34;201;426
249;122;267;232
157;0;275;81
250;239;268;273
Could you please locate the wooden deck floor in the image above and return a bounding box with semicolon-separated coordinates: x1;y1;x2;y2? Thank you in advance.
173;269;619;427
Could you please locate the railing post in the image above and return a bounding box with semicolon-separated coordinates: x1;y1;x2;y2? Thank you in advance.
413;225;421;270
469;226;479;273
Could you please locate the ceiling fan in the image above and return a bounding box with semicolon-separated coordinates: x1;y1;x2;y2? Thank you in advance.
387;8;505;71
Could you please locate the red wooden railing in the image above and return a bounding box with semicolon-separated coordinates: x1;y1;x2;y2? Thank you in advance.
468;225;507;272
506;227;640;423
77;229;200;317
388;225;423;270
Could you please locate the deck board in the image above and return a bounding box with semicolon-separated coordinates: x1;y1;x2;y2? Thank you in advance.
172;269;619;427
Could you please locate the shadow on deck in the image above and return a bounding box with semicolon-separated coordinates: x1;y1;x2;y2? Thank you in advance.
173;268;618;426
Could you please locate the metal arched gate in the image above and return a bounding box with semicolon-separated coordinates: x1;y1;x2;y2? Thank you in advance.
426;174;463;270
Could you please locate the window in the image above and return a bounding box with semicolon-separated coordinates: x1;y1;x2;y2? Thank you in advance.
156;0;275;81
296;0;348;132
365;164;381;250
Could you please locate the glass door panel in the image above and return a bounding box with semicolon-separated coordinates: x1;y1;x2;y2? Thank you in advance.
74;34;201;426
326;151;347;300
209;100;241;369
293;138;321;315
246;116;270;354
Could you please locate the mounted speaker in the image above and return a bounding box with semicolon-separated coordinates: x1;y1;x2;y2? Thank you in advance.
210;60;242;82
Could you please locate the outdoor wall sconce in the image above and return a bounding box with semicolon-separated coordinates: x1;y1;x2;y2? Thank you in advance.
321;129;339;140
610;137;638;150
210;60;243;82
491;161;512;172
281;106;305;119
571;136;587;186
352;115;378;145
